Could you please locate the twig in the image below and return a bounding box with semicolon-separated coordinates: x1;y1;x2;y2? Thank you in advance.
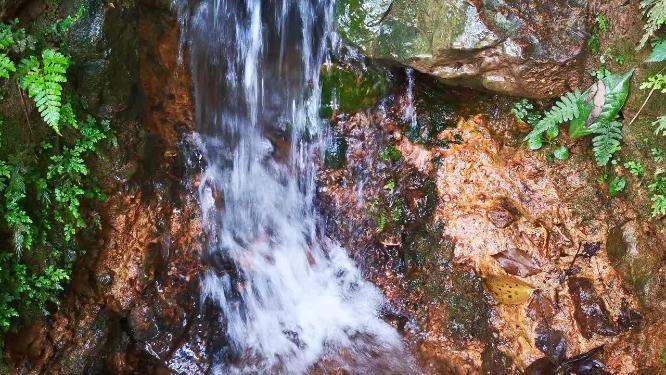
565;242;583;276
628;87;655;127
16;82;32;140
628;67;666;127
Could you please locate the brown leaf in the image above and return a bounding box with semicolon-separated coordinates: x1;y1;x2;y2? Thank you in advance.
491;248;541;277
584;80;606;127
483;275;536;305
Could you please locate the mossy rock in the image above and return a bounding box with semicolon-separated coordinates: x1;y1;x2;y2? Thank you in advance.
320;63;391;116
334;0;590;98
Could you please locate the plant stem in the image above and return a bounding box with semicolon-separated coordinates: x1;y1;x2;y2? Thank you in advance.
628;87;655;127
628;67;666;127
17;82;32;141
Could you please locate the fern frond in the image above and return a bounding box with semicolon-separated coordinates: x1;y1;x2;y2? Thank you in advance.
0;53;15;79
19;49;69;133
524;90;584;141
0;24;14;50
590;118;623;166
653;115;666;136
639;0;666;48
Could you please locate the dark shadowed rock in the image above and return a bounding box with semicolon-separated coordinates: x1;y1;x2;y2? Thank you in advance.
568;278;618;339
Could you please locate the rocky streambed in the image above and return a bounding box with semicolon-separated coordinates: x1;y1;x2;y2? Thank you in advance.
316;76;666;373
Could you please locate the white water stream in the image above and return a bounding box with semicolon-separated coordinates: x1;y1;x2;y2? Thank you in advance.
173;0;413;373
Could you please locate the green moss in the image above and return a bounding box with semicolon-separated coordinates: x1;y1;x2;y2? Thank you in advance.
335;0;471;61
320;64;391;116
324;136;347;169
405;226;491;340
334;0;392;54
401;84;459;147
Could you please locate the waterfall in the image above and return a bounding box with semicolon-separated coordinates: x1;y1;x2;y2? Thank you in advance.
173;0;412;373
403;68;418;129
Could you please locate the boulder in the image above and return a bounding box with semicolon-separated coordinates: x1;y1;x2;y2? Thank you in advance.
335;0;590;98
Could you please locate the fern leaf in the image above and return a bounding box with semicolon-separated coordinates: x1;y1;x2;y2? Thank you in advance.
654;115;666;136
19;49;69;133
0;53;15;79
639;0;666;48
0;24;14;50
524;90;584;141
591;118;623;166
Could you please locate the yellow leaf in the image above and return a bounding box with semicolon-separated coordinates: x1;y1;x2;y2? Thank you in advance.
483;275;536;305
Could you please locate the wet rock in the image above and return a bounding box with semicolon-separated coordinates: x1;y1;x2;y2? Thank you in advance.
606;221;666;312
487;206;515;228
138;3;195;146
616;300;642;331
581;242;602;258
481;338;514;375
320;63;391;116
524;357;556;375
528;292;567;364
5;323;50;370
534;328;567;366
600;319;666;374
567;278;618;339
335;0;589;98
5;1;208;373
316;87;645;372
558;346;608;375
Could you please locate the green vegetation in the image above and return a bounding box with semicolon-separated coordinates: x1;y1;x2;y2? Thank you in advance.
511;97;570;159
324;136;348;168
320;63;391;116
609;175;627;197
638;0;666;48
378;145;402;162
624;160;646;177
588;16;610;54
0;7;112;345
649;173;666;216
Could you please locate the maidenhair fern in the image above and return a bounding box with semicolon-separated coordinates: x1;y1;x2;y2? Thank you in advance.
19;49;69;133
524;90;584;146
639;0;666;48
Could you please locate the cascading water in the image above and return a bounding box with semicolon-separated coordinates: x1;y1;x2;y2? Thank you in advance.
174;0;414;373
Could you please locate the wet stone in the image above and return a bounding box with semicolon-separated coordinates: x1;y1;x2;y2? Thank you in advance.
567;278;618;339
487;206;515;228
616;300;642;331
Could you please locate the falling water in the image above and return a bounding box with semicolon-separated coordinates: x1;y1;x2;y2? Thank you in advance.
403;68;418;129
174;0;411;373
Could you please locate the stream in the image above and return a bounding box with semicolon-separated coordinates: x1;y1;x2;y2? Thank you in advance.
176;0;415;373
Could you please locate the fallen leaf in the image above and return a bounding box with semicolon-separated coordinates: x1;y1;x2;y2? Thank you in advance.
585;80;606;127
492;248;541;277
483;275;536;305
